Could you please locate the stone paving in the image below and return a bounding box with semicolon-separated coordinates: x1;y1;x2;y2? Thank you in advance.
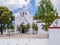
0;33;49;39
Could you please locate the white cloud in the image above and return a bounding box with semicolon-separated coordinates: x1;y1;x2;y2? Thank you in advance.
35;0;58;6
51;0;60;15
35;0;60;15
35;0;41;6
0;0;30;11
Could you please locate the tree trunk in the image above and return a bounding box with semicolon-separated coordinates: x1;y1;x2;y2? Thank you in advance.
20;28;22;34
36;31;37;34
0;23;3;35
33;29;34;34
1;28;3;35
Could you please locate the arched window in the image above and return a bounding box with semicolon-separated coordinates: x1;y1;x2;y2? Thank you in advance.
23;12;24;15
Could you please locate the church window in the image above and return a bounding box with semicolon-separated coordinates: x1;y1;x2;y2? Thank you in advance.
23;12;24;15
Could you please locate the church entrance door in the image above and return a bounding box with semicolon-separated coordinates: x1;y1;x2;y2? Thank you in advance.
22;27;25;33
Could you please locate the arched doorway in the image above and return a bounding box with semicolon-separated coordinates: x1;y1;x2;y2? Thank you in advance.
22;26;25;33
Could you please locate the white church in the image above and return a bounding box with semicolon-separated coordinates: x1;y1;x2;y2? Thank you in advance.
14;8;47;34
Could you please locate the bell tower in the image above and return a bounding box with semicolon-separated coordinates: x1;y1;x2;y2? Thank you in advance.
20;5;28;16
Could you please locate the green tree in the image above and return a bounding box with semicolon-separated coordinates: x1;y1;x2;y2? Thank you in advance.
25;23;30;32
35;0;58;31
9;24;14;29
32;23;38;34
0;6;14;35
20;23;25;29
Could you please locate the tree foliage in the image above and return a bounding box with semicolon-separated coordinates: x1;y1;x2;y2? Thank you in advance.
0;6;14;35
35;0;58;31
9;24;14;29
18;23;30;33
25;23;30;32
32;23;38;34
20;23;25;29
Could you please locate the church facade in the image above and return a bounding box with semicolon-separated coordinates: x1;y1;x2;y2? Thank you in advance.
14;9;47;34
14;9;33;33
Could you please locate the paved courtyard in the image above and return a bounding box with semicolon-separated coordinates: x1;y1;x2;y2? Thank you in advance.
0;33;49;39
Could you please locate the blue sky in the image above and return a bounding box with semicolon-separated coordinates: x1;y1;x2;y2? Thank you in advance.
0;0;60;15
12;0;38;15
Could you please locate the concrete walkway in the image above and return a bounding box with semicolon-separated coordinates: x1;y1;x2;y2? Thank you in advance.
0;34;49;39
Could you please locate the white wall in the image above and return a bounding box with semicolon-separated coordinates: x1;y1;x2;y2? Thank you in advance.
0;39;48;45
49;29;60;45
37;23;48;34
